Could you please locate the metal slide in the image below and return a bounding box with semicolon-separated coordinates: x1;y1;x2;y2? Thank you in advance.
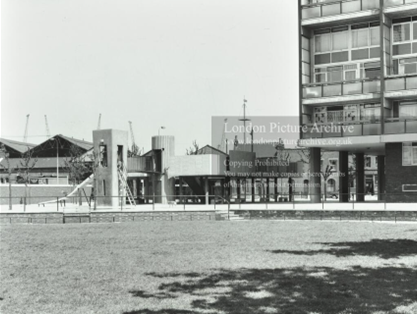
38;174;94;206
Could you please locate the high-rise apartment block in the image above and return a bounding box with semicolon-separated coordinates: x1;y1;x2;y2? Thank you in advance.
298;0;417;202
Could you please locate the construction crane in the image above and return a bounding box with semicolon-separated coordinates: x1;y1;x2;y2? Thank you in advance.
218;118;227;152
97;113;101;130
44;115;51;138
23;114;30;143
128;121;139;156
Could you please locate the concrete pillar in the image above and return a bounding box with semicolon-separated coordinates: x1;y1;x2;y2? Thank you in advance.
132;179;137;198
377;155;385;201
251;178;255;202
152;175;156;204
274;177;278;202
179;177;183;203
204;177;209;205
309;147;321;203
355;153;365;202
339;151;349;202
266;178;270;202
144;178;149;203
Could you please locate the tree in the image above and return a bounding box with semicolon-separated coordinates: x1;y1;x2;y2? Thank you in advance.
321;164;334;199
128;144;141;157
18;147;38;211
186;140;199;155
0;144;15;210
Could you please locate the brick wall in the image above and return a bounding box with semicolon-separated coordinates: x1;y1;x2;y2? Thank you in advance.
385;143;417;202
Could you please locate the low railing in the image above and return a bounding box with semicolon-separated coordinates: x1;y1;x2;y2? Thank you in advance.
385;74;417;92
303;79;380;99
0;194;231;213
301;120;381;138
302;0;379;20
1;193;416;224
385;118;417;133
385;0;417;7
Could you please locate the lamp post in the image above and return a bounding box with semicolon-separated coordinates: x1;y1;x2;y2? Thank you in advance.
158;126;166;136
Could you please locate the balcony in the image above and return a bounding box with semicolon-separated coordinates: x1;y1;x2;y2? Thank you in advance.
385;75;417;92
384;0;417;7
302;120;381;138
303;78;380;100
127;156;159;173
385;118;417;133
302;0;379;20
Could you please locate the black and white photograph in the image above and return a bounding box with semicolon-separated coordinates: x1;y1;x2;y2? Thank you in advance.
1;0;417;313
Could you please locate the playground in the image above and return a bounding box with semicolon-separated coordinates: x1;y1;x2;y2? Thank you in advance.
1;220;416;314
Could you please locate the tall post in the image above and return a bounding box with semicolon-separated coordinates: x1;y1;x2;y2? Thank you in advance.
377;155;385;201
204;177;209;205
339;151;349;202
239;98;250;149
309;148;321;203
179;177;183;203
56;141;59;184
251;177;255;202
274;177;278;202
355;153;365;202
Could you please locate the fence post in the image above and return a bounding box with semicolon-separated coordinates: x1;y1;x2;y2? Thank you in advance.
152;194;155;210
57;197;59;211
293;194;295;210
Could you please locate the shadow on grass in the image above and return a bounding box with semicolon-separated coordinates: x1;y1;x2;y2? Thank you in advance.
268;239;417;259
126;266;417;314
124;310;196;314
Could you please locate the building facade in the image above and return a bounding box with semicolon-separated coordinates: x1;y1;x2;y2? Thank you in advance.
299;0;417;202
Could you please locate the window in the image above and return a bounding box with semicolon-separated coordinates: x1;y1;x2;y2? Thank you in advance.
393;24;410;43
365;156;372;168
99;144;108;167
327;66;343;82
392;19;417;57
313;23;379;68
393;57;417;75
102;180;106;195
315;33;331;53
314;62;380;83
327;179;336;192
402;142;417;166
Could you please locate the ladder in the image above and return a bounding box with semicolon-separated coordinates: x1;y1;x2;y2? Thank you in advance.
117;163;136;206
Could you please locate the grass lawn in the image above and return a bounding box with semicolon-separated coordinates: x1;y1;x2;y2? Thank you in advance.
1;221;417;314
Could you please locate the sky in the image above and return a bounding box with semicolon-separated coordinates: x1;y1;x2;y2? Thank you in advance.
1;0;299;154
